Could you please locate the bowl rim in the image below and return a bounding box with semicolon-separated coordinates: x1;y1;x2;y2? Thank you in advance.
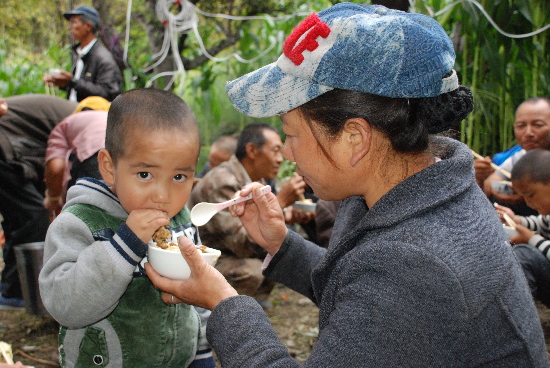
293;200;317;206
148;243;221;255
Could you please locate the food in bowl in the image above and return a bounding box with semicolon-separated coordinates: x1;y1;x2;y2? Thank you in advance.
152;226;173;249
149;227;221;280
490;180;514;196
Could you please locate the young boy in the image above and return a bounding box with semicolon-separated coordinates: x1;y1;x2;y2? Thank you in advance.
494;148;550;307
39;88;215;368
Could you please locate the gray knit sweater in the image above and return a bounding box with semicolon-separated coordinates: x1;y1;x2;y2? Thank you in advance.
207;137;549;367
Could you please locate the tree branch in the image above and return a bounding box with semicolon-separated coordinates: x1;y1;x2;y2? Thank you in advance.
182;33;241;70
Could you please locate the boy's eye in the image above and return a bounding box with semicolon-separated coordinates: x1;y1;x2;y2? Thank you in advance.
173;174;187;182
138;172;152;180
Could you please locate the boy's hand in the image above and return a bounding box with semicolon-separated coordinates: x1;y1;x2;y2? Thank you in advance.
494;203;521;224
126;209;170;244
510;224;534;245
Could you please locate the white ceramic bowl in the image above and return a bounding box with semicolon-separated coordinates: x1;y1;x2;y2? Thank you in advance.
293;201;317;213
148;243;221;280
502;224;518;240
49;68;62;76
491;180;514;196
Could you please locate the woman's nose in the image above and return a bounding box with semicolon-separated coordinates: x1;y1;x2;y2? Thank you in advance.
282;142;294;162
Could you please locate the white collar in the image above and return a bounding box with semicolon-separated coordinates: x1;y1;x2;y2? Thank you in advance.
76;38;97;57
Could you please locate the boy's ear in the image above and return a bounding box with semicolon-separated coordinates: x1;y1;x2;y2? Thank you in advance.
98;149;115;185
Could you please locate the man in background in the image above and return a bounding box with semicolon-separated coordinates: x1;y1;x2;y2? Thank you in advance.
43;5;122;102
43;96;110;214
475;97;550;215
0;95;76;309
189;123;306;309
196;135;238;178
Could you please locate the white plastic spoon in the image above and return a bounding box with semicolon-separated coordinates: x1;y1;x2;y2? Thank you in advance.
190;185;272;226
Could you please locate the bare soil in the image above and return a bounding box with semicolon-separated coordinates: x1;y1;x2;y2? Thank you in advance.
0;283;318;367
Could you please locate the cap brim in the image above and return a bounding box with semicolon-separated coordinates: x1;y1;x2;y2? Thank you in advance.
226;62;333;118
63;11;80;20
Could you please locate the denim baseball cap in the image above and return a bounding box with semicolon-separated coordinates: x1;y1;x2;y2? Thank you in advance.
64;5;100;28
226;3;459;118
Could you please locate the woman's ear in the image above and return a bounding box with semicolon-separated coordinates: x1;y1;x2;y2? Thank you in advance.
98;149;115;185
343;118;371;167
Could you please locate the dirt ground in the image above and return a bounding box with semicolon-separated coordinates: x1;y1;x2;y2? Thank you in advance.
1;270;550;367
0;283;317;367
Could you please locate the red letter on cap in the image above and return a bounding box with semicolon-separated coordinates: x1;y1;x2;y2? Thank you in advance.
283;13;331;66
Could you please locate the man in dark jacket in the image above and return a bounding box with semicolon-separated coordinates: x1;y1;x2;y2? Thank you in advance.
43;5;122;102
0;94;77;309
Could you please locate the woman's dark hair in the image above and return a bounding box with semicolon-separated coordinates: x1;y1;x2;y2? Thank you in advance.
512;148;550;184
297;85;473;158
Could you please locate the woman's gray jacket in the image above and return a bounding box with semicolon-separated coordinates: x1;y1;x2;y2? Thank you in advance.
207;137;549;367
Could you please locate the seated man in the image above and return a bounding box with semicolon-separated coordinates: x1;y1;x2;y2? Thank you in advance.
475;97;550;215
196;135;238;178
188;123;306;308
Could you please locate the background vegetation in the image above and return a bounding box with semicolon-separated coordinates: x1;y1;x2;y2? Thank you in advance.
1;0;549;166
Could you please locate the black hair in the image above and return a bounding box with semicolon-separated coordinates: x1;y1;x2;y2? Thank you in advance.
235;122;279;161
79;15;98;33
105;88;199;163
297;85;473;160
512;148;550;184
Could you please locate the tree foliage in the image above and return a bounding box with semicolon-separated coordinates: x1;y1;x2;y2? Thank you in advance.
1;0;549;155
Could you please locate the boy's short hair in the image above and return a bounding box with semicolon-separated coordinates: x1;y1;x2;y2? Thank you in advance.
106;88;200;163
235;122;278;161
512;148;550;184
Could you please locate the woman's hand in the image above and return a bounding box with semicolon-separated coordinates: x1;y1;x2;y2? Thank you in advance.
145;236;238;310
229;183;288;255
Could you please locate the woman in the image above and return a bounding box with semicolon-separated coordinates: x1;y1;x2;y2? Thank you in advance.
146;3;548;367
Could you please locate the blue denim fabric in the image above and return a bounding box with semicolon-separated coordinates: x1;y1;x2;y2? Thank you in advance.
226;3;459;118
